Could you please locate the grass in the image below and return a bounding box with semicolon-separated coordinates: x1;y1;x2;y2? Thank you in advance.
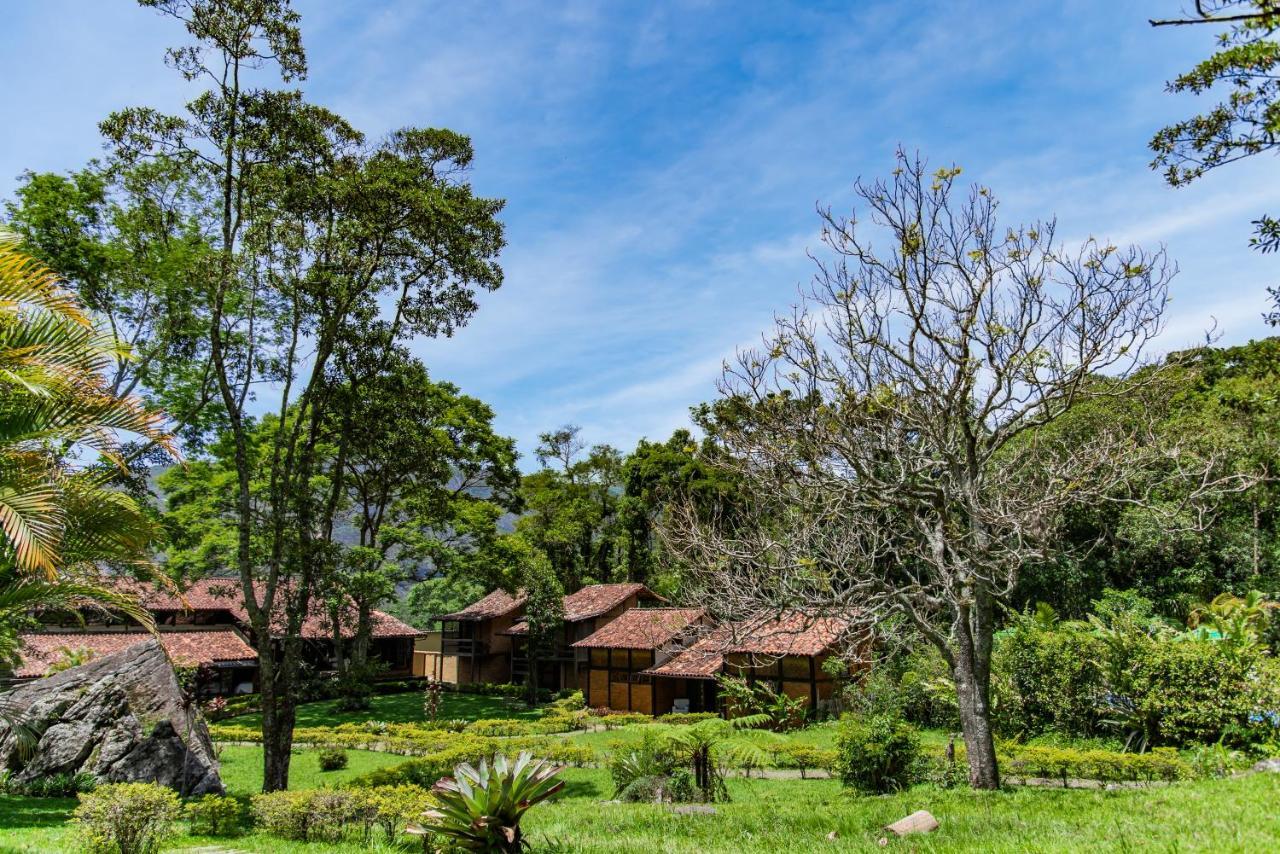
525;768;1280;853
2;765;1278;853
225;689;543;728
217;744;408;796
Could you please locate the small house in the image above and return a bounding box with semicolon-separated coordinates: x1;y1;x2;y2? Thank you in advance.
435;589;527;684
572;607;706;713
502;583;666;692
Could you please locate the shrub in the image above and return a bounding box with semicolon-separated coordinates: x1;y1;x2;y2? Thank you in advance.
665;768;696;802
73;783;181;854
351;784;432;843
542;743;596;767
772;743;838;778
608;731;678;796
1002;613;1106;737
592;712;651;729
656;712;720;726
617;774;667;803
251;789;358;842
894;646;961;730
307;790;360;842
466;718;533;737
250;791;313;840
834;712;920;794
318;747;349;771
998;745;1188;786
1118;636;1274;748
184;793;243;836
410;752;564;852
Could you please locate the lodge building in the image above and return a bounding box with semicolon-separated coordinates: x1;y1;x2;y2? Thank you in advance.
9;577;424;697
428;584;853;717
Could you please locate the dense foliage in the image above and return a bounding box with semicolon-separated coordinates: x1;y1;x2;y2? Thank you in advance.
833;712;920;794
73;783;181;854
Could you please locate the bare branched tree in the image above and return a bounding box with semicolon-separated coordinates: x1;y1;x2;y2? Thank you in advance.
663;151;1249;789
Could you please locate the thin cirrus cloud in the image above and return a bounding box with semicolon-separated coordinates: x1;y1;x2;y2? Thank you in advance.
0;1;1275;467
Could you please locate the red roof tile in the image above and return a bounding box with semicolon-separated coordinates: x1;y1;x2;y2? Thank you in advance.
111;578;423;640
15;630;257;678
722;613;851;657
642;633;726;680
437;589;526;622
501;583;666;636
563;583;664;621
571;608;704;650
641;613;851;680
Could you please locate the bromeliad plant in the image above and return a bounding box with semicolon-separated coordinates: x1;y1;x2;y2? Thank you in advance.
410;752;564;852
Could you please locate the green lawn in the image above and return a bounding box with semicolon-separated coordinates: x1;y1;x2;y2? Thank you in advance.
217;744;408;796
3;768;1278;853
225;689;544;728
525;769;1280;853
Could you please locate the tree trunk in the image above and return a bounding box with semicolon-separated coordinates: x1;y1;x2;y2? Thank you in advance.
259;664;297;792
952;592;1000;790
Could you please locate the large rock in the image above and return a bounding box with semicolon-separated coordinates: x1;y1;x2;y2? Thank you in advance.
0;638;223;795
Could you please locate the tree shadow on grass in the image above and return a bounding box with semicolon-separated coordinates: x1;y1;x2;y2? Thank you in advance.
0;795;74;829
557;776;606;800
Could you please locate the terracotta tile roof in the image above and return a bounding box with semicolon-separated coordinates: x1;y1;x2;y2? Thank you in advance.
111;578;424;640
500;583;666;636
642;633;726;680
563;583;665;621
641;613;851;680
15;630;257;678
571;608;704;650
722;612;851;657
436;589;526;622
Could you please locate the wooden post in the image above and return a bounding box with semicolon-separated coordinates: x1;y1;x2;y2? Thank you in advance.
809;656;818;715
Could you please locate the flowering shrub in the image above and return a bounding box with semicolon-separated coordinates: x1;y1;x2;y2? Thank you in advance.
251;789;358;842
74;783;181;854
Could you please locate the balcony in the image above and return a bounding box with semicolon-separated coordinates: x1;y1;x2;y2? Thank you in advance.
441;637;488;656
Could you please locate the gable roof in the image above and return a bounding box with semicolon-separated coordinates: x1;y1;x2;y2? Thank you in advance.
436;589;526;622
110;578;424;640
15;629;257;678
563;583;665;621
501;583;667;636
641;612;851;680
571;608;704;650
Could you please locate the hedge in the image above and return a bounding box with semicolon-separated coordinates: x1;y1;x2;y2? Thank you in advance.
998;745;1189;786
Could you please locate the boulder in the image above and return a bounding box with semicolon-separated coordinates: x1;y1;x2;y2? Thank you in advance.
0;638;223;795
1252;758;1280;774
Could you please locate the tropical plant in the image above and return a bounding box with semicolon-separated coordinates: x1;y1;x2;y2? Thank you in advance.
1188;590;1278;654
0;229;169;735
45;644;97;674
0;229;172;577
410;752;564;853
662;715;776;803
717;674;810;731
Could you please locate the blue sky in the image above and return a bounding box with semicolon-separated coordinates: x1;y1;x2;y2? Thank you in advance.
2;1;1277;467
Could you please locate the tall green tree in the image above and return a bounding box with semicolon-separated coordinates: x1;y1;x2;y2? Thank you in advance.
106;0;504;791
1017;339;1280;618
1150;2;1280;319
3;158;220;451
320;354;519;708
